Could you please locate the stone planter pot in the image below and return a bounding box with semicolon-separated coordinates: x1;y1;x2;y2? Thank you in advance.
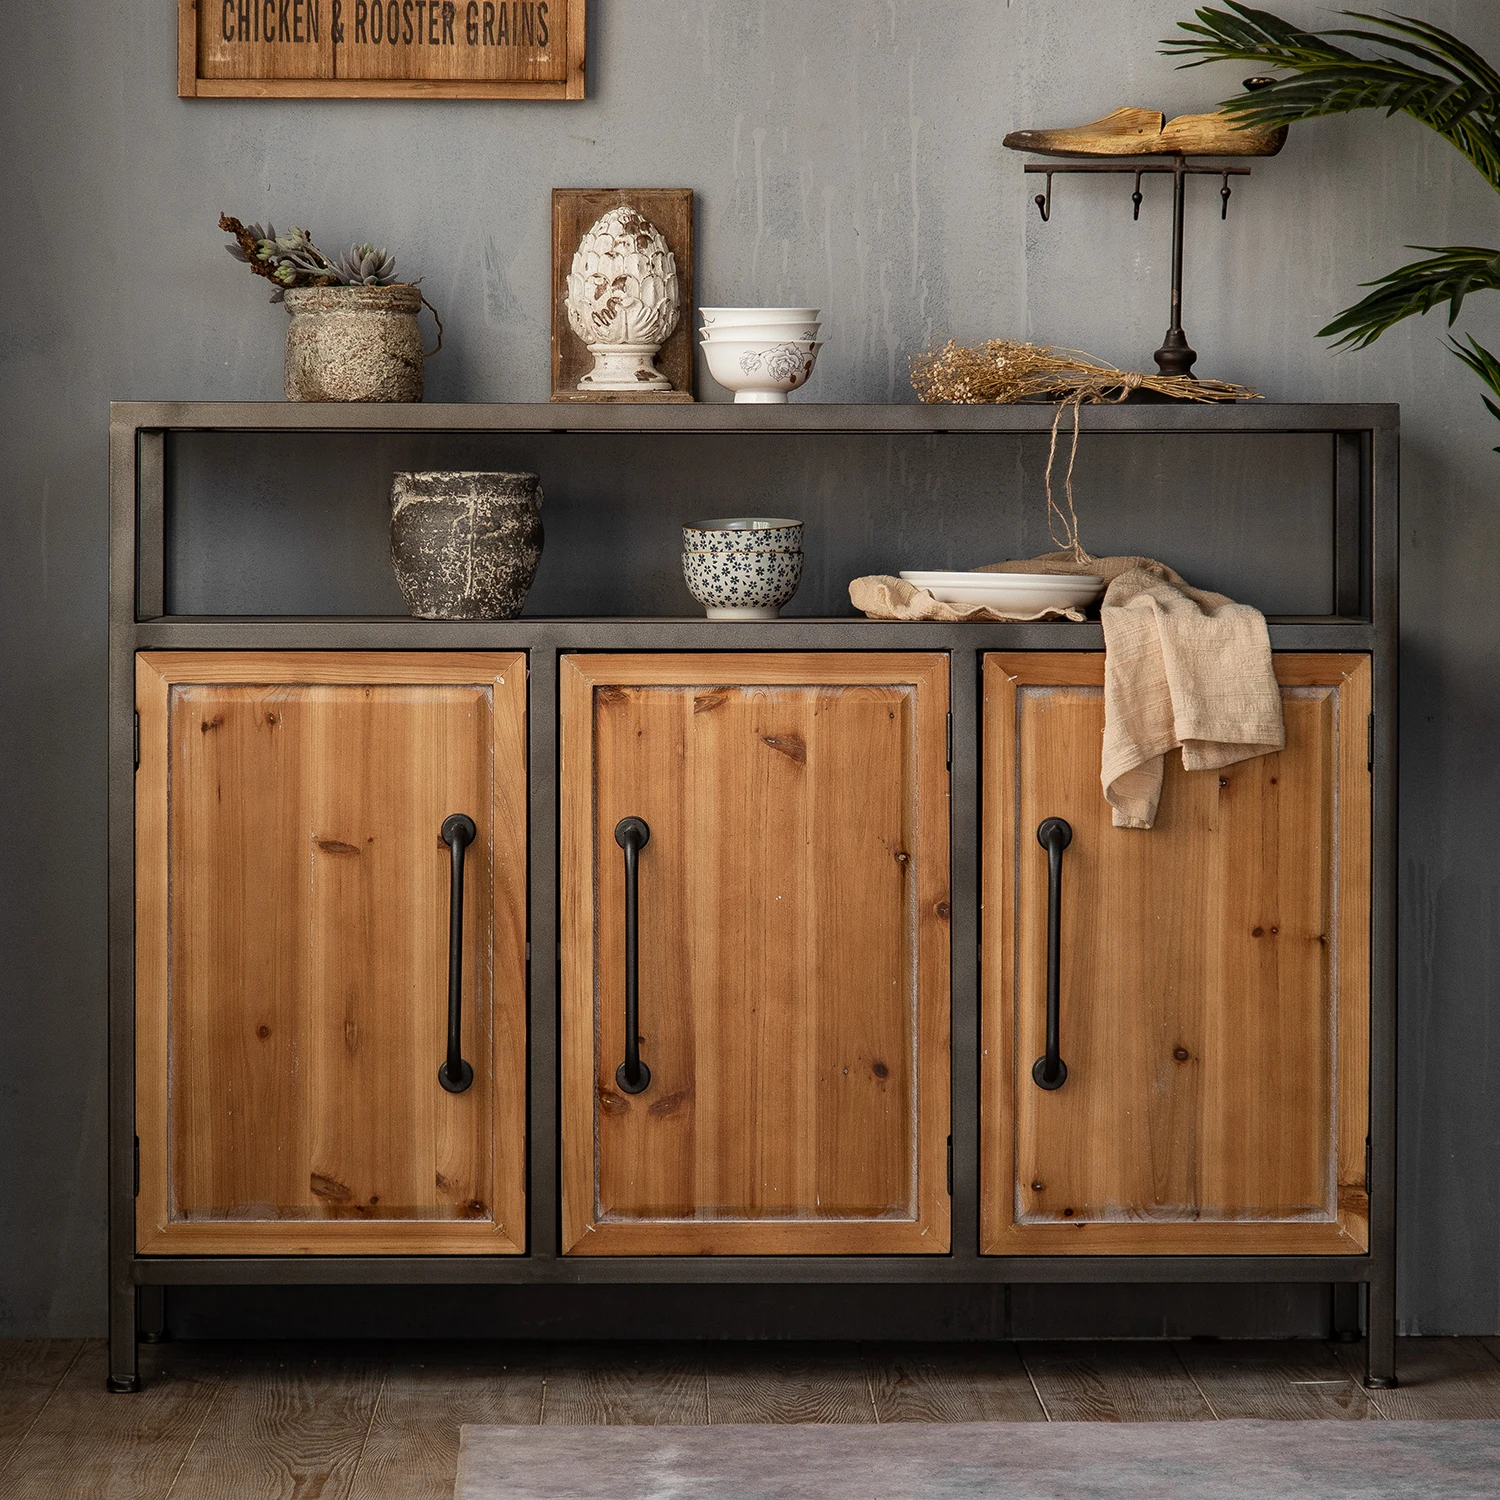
284;284;425;402
390;471;544;620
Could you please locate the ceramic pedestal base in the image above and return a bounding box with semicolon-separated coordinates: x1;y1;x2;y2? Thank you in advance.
733;390;789;403
579;344;671;391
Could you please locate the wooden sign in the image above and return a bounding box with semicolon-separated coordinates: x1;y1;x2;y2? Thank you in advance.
178;0;584;98
551;189;696;403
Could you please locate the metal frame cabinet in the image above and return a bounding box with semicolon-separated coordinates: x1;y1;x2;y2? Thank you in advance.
107;401;1399;1391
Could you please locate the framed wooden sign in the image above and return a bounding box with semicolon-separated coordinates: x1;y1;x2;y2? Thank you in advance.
551;188;696;403
178;0;584;98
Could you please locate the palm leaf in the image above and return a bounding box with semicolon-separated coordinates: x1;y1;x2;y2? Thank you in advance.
1163;5;1500;191
1448;335;1500;449
1316;247;1500;348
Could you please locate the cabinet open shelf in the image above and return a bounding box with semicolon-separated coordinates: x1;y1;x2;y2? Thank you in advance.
106;401;1398;1391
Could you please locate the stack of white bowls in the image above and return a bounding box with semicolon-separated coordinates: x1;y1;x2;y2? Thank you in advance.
700;308;823;403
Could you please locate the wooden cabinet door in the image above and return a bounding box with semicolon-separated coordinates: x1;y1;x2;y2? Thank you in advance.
561;653;950;1254
981;653;1370;1255
135;652;527;1255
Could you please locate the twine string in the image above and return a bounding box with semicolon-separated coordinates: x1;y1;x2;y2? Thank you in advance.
910;339;1259;572
1044;395;1091;566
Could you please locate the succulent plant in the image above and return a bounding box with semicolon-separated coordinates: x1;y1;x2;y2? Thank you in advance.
219;214;408;302
336;243;398;286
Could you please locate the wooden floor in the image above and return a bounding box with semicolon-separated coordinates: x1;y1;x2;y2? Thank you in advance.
2;1338;1499;1498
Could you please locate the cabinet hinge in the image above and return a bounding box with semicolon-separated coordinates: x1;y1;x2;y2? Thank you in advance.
133;712;140;771
1365;1136;1372;1193
946;1135;953;1196
1367;713;1374;773
945;713;952;770
133;1136;140;1197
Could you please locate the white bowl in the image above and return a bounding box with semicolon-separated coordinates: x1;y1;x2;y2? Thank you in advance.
702;321;821;343
700;307;820;327
898;570;1104;612
701;339;823;404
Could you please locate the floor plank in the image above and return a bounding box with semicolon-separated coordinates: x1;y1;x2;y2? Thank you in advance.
542;1344;707;1425
1177;1339;1376;1420
1334;1338;1500;1419
166;1346;383;1500
1019;1341;1214;1422
348;1344;545;1500
707;1344;874;1424
865;1343;1045;1422
0;1340;84;1472
0;1342;224;1500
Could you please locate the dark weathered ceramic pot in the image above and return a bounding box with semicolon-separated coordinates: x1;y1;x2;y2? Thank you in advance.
389;471;544;620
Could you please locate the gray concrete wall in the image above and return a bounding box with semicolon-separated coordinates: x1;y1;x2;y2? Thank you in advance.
2;0;1496;1335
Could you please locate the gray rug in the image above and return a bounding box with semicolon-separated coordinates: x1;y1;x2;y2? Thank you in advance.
456;1421;1500;1499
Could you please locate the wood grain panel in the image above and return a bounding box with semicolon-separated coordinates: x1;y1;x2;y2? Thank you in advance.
980;653;1370;1256
542;1346;707;1425
182;0;583;95
0;1341;83;1472
1337;1338;1500;1419
336;0;560;81
1179;1339;1375;1420
864;1344;1045;1422
0;1343;225;1500
136;652;526;1255
196;0;336;79
561;653;949;1255
551;189;695;401
350;1346;544;1497
706;1346;874;1424
168;1349;383;1499
1019;1343;1213;1422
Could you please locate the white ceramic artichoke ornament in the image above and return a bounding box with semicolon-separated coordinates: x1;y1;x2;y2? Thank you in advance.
566;207;680;391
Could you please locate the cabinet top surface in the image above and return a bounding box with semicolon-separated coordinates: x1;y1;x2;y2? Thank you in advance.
109;400;1401;435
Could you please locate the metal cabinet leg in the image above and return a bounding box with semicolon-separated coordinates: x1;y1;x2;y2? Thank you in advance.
1330;1282;1361;1342
1364;1278;1397;1388
107;1279;141;1393
139;1284;169;1344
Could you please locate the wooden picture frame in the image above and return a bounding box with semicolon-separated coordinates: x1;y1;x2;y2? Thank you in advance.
178;0;585;99
550;188;696;403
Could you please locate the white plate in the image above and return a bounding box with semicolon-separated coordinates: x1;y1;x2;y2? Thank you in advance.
900;569;1103;587
899;571;1103;612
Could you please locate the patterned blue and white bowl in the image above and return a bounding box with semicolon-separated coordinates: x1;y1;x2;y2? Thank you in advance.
682;517;803;553
682;518;803;619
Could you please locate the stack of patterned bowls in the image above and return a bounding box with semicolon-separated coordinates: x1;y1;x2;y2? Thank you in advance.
682;518;804;619
699;308;823;402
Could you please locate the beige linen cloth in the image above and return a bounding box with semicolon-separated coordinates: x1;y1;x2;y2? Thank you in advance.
851;553;1284;829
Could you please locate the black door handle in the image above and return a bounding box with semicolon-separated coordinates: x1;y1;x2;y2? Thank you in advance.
1032;817;1072;1091
438;813;477;1094
614;816;651;1094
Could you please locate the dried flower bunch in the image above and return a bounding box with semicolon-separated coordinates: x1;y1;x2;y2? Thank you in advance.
910;340;1259;566
910;338;1257;405
220;214;404;302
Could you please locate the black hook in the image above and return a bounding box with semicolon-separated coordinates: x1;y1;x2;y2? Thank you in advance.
1131;169;1144;221
1220;170;1232;220
1034;172;1053;223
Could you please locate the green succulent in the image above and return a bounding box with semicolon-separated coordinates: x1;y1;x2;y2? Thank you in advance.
336;243;399;286
220;214;410;303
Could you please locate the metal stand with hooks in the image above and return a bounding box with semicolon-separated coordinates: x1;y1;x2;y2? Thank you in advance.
1023;157;1252;379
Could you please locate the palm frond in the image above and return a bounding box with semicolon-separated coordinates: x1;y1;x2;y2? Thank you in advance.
1163;5;1500;191
1317;247;1500;349
1448;335;1500;450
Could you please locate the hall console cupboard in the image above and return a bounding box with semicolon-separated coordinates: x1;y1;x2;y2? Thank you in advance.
107;402;1398;1391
